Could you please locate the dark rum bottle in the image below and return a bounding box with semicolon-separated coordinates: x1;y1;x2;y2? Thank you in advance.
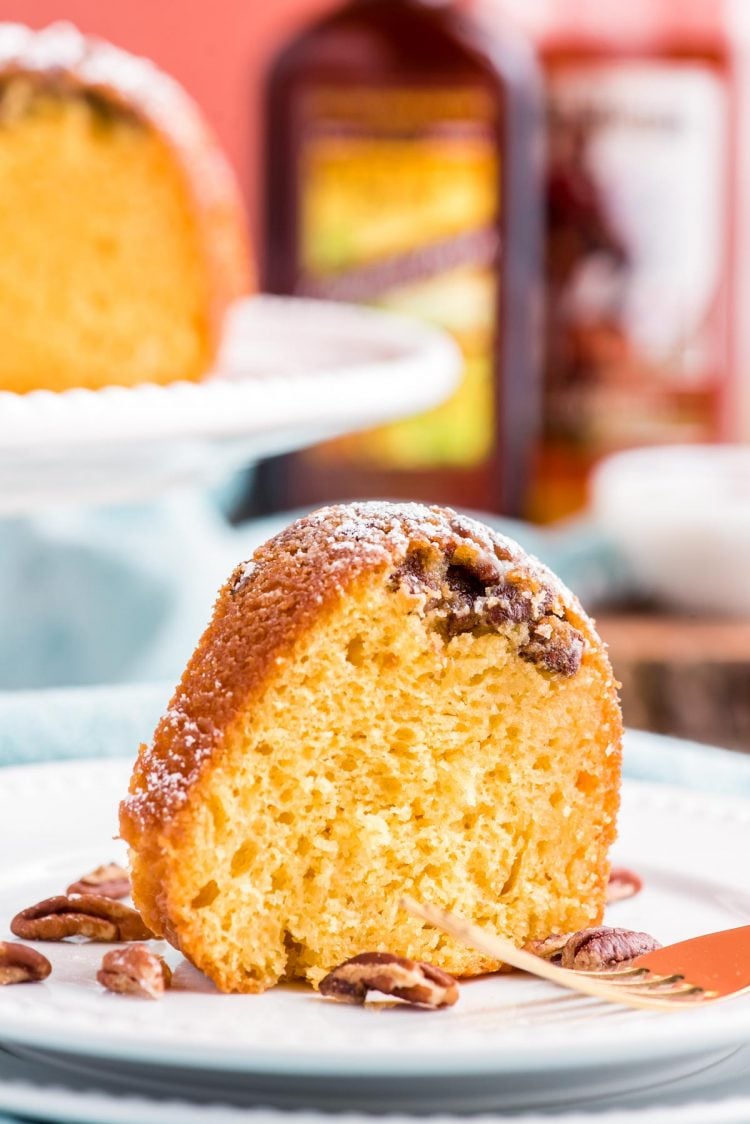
259;0;541;514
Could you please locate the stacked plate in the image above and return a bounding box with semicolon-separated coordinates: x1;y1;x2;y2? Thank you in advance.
0;295;460;514
1;741;750;1122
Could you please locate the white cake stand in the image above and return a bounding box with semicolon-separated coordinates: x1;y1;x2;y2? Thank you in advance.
0;296;460;514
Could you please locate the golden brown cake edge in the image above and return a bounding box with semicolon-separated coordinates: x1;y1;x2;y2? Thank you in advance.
119;503;622;961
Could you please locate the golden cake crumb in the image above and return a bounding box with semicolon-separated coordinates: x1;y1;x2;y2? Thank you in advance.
120;502;622;994
0;22;250;393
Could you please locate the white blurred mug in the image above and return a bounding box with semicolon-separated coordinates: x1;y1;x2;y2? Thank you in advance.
591;445;750;616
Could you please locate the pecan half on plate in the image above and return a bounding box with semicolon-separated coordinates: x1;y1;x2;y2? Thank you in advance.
0;941;51;985
67;862;130;900
560;927;661;971
523;933;569;961
525;925;660;970
98;944;171;999
319;951;459;1008
606;867;643;905
10;894;153;943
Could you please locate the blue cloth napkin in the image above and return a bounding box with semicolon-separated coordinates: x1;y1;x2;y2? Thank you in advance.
0;493;255;690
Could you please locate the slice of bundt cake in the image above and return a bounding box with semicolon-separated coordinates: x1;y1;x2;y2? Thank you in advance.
120;503;622;994
0;23;250;393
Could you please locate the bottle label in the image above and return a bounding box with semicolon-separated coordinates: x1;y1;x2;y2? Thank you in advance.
544;62;728;453
297;86;500;469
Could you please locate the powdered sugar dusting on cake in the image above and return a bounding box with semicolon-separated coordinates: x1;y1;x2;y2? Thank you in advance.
231;559;257;593
295;501;573;608
121;502;586;832
124;702;217;824
0;22;237;209
0;25;34;61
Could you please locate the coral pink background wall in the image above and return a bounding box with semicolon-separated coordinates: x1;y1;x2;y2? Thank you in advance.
16;0;336;233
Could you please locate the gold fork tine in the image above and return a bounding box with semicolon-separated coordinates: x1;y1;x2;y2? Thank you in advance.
573;966;650;980
574;969;691;990
603;981;711;999
573;964;691;985
401;897;714;1011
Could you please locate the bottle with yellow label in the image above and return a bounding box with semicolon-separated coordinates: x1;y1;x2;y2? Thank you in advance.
259;0;541;514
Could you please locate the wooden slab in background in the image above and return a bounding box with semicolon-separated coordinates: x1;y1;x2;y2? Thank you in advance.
596;615;750;754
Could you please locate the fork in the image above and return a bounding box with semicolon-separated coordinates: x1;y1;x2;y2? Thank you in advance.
402;897;750;1011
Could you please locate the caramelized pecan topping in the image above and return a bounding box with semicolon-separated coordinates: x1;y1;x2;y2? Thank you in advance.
519;616;584;677
10;895;153;943
67;862;131;900
484;574;554;627
98;944;171;999
449;542;503;585
0;941;51;985
391;543;583;677
319;951;459;1008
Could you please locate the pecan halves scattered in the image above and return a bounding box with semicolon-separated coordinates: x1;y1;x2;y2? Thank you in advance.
10;895;153;943
319;952;459;1009
0;941;52;985
97;944;171;999
67;862;130;900
606;868;643;905
560;927;661;971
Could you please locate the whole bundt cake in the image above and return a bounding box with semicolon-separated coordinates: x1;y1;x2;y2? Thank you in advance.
120;503;622;994
0;22;250;393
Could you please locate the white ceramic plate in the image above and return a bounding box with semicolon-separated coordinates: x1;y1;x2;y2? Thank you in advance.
1;1043;750;1124
0;296;459;515
0;753;749;1115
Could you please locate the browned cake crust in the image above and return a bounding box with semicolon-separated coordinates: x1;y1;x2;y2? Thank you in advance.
0;22;251;367
121;503;621;900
